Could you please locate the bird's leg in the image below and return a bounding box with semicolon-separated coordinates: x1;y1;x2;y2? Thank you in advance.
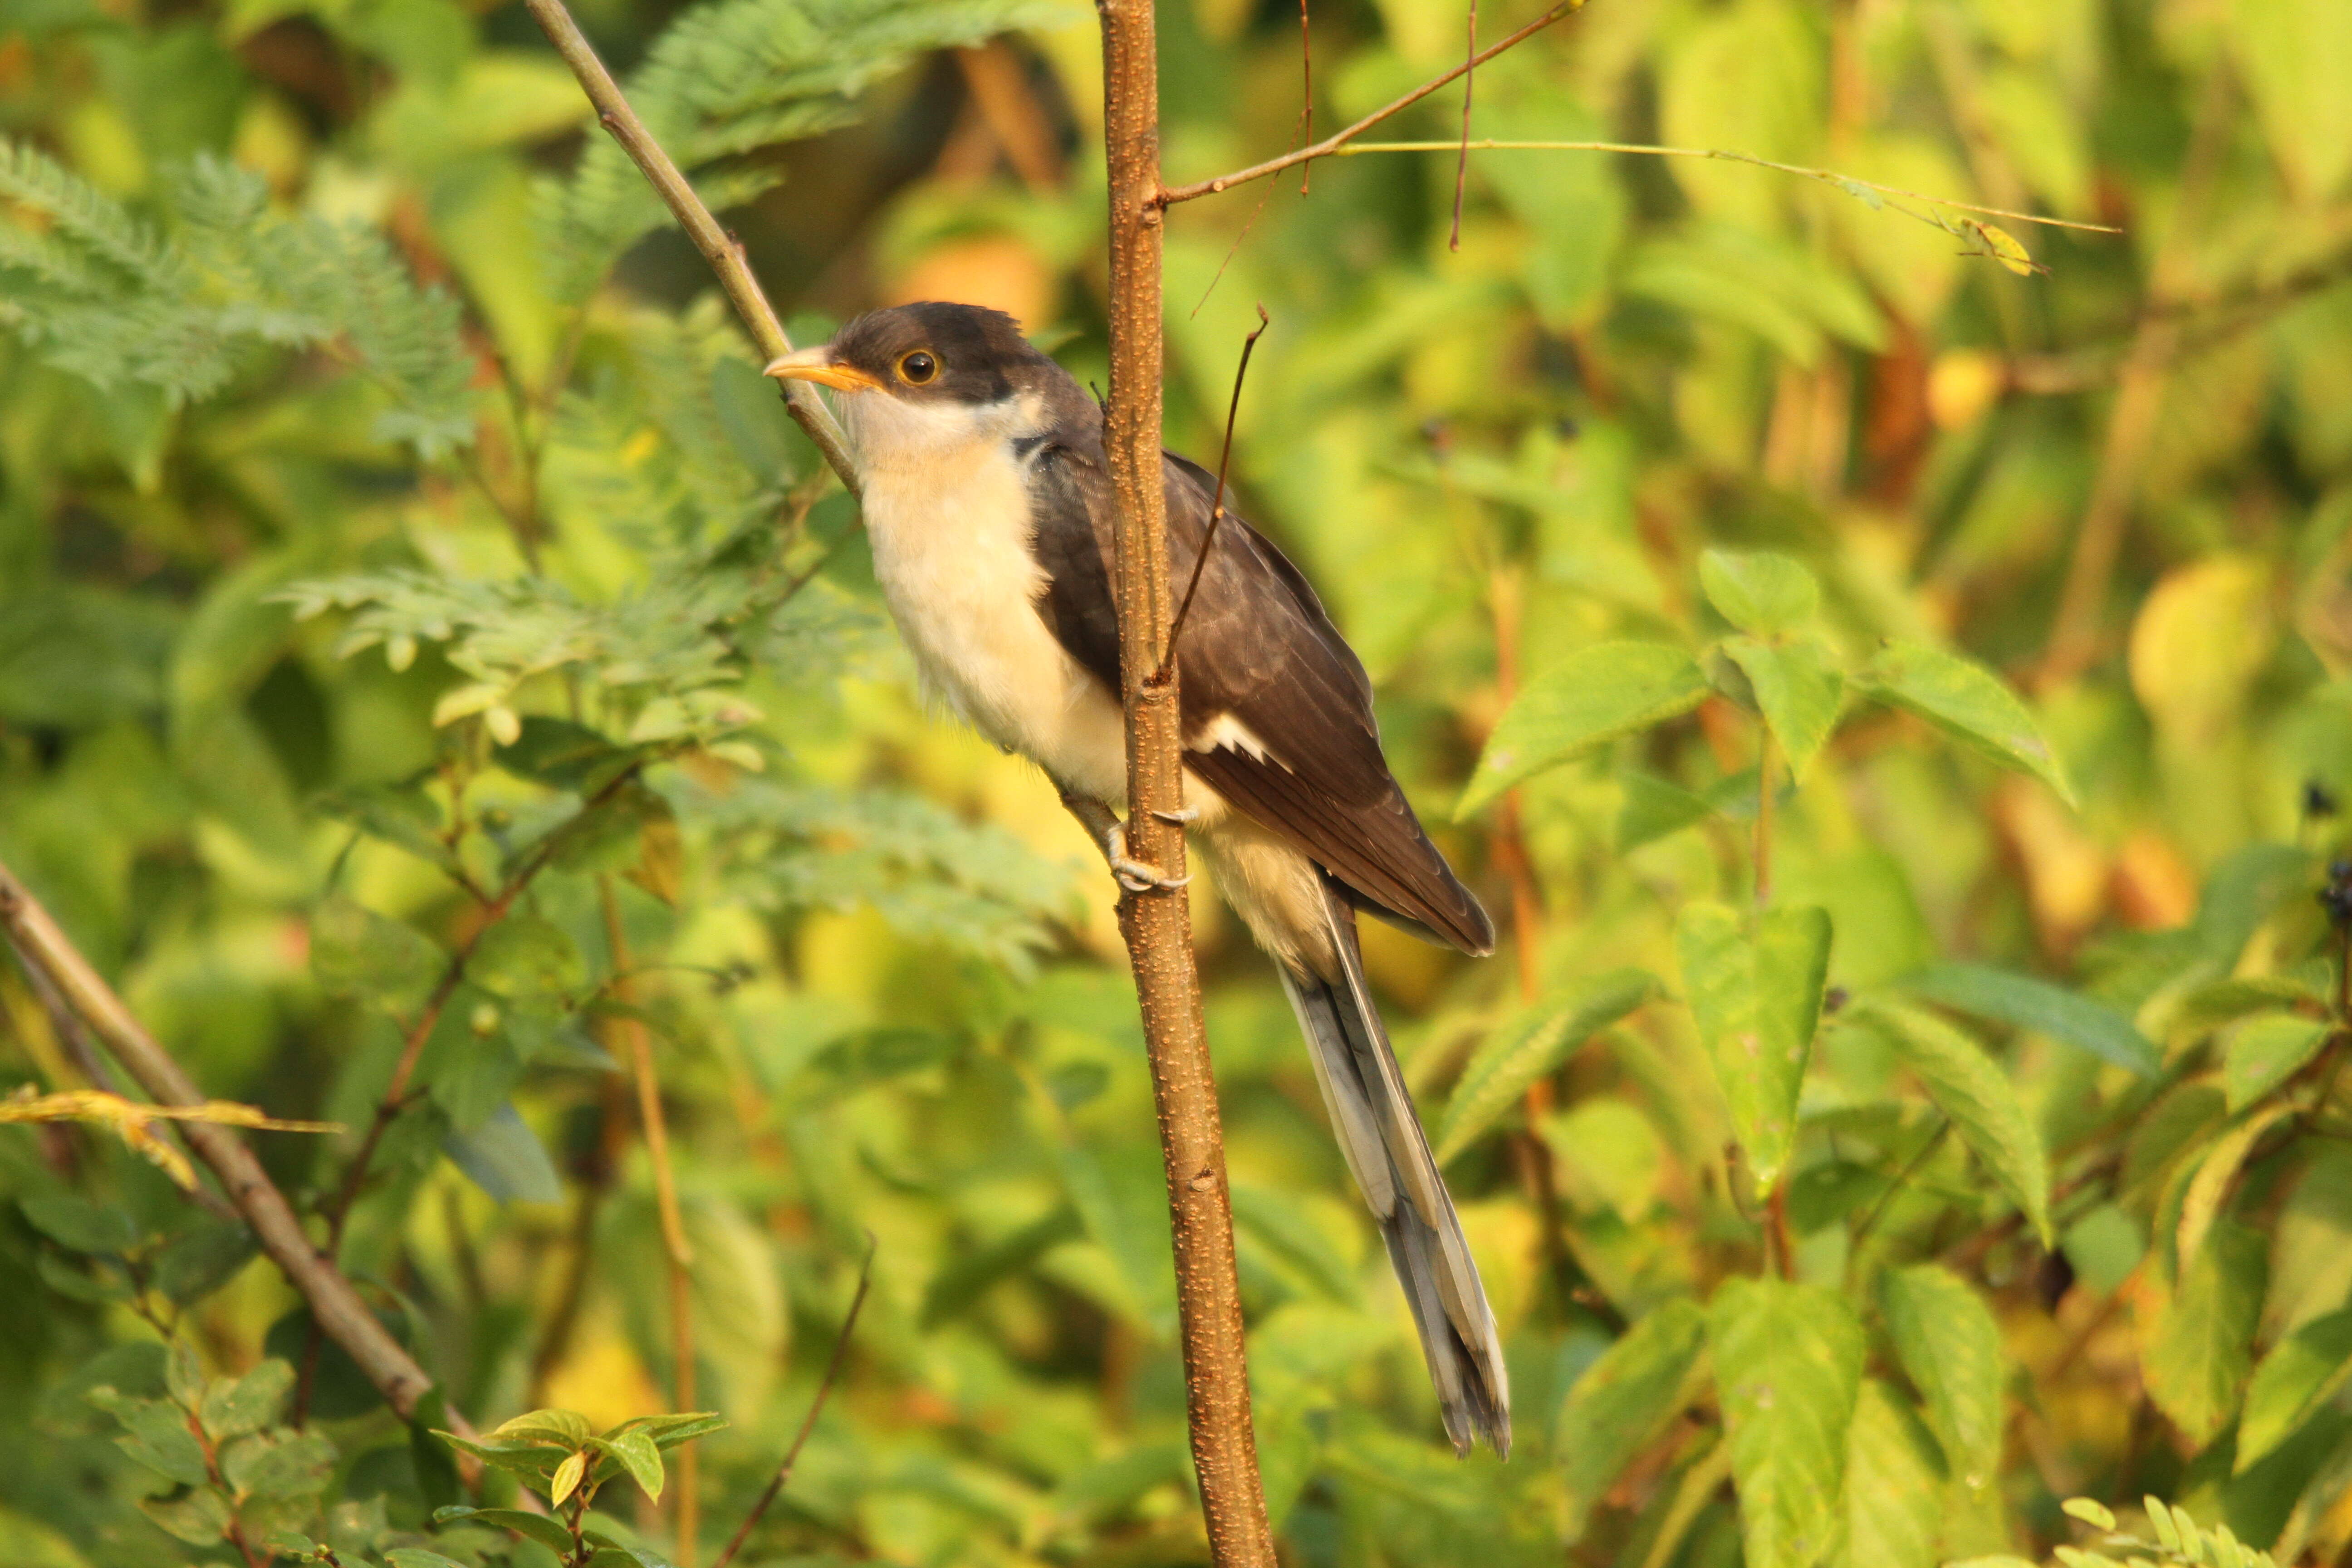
1057;790;1190;893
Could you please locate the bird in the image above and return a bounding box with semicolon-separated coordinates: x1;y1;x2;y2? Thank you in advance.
767;301;1509;1456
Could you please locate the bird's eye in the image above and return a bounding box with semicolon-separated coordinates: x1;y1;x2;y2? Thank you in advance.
897;350;938;385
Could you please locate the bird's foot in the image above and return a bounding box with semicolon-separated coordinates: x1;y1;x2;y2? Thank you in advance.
1108;825;1190;894
1151;806;1200;825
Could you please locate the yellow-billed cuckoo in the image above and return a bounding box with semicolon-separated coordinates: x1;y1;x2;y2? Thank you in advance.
769;302;1508;1456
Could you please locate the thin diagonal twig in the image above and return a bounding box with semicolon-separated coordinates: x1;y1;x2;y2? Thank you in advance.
1157;1;1581;206
711;1240;875;1568
1296;0;1313;195
1450;0;1475;251
1160;304;1270;677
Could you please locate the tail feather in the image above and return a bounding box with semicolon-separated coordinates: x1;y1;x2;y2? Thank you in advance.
1277;881;1511;1457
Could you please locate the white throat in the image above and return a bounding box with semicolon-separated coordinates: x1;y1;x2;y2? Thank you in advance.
835;388;1130;805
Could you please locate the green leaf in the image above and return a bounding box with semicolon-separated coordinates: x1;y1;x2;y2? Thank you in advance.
603;1427;664;1500
2176;1104;2293;1269
310;896;446;1007
221;1430;336;1499
1879;1265;2004;1492
153;1218;259;1306
1677;902;1831;1197
489;1408;596;1447
200;1359;293;1440
550;1447;587;1504
442;1101;564;1205
387;1552;471;1568
1862;642;2076;805
1700;550;1821;637
1837;1379;1946;1568
2238;1306;2352;1472
2146;1221;2267;1444
434;1504;579;1554
1556;1298;1709;1538
94;1394;211;1487
1851;1000;2051;1245
1904;963;2160;1077
1724;635;1844;779
1432;969;1659;1162
1709;1277;1864;1568
2223;1014;2332;1112
1457;642;1710;817
137;1488;233;1546
469;914;586;1002
20;1193;138;1255
608;1411;728;1450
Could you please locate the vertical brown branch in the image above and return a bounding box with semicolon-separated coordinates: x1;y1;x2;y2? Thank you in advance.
1450;0;1476;251
1097;1;1275;1563
599;875;699;1566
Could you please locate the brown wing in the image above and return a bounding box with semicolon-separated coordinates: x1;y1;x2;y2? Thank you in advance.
1028;435;1493;956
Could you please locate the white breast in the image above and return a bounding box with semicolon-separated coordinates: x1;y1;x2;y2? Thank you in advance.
843;392;1130;804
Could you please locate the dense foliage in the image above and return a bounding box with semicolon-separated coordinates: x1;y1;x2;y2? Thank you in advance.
4;0;2351;1563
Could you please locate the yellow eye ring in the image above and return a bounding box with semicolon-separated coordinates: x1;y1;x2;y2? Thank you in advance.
897;349;938;384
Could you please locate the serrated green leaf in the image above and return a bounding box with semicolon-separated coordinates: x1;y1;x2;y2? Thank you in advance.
469;914;586;1002
2223;1014;2332;1112
137;1487;233;1546
1905;962;2160;1077
1851;1000;2051;1245
1879;1265;2004;1493
221;1430;335;1499
200;1358;292;1439
386;1551;471;1568
1700;550;1820;637
1724;635;1845;778
434;1504;578;1554
1457;642;1709;817
1837;1379;1946;1568
100;1394;212;1486
1557;1298;1709;1539
1432;969;1658;1163
608;1411;728;1450
443;1101;564;1205
1862;642;2075;805
604;1427;664;1500
2177;1105;2294;1269
2146;1222;2267;1444
1677;902;1831;1197
2237;1306;2352;1471
20;1193;138;1255
310;896;446;1007
1709;1277;1864;1568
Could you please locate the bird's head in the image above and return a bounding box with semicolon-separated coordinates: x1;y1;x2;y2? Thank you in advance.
764;302;1063;466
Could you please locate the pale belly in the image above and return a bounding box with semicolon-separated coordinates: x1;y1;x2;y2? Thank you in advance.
859;450;1130;805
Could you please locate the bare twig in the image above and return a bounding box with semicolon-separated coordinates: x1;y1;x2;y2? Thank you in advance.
0;857;478;1446
1322;140;2122;233
711;1241;875;1568
1295;0;1313;195
1450;0;1475;252
517;0;858;495
1099;0;1275;1560
1161;305;1269;675
1157;2;1581;206
598;873;701;1563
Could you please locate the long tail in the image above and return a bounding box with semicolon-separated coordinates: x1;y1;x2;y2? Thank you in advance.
1277;879;1511;1456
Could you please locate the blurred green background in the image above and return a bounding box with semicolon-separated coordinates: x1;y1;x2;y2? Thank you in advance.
5;0;2352;1563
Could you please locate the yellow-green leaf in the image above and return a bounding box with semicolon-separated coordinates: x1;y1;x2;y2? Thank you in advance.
1862;642;2075;805
1556;1298;1710;1539
1850;1001;2051;1245
1710;1278;1864;1568
1458;642;1709;817
1879;1265;2004;1494
2223;1014;2332;1112
1432;969;1659;1163
1724;634;1845;779
1677;902;1832;1198
2237;1306;2352;1472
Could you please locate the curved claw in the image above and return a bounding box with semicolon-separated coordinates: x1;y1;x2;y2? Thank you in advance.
1112;857;1191;893
1151;806;1200;825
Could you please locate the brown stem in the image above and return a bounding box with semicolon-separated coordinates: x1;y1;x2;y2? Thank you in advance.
1449;0;1475;252
1156;1;1579;206
1161;305;1270;676
0;858;478;1446
599;874;698;1564
516;0;858;495
712;1242;874;1568
1099;0;1275;1562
